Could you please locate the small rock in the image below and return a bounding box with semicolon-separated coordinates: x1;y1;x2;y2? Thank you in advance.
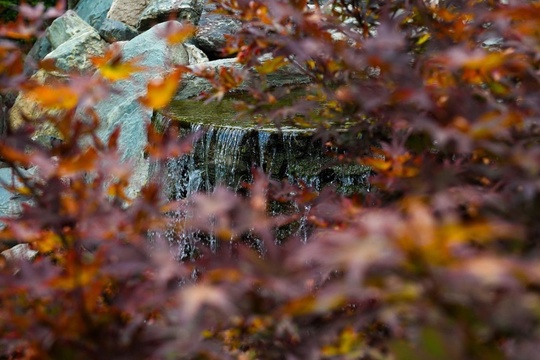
184;43;208;65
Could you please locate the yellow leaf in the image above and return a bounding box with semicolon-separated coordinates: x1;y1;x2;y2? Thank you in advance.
139;68;184;109
416;33;431;45
92;48;145;81
26;85;79;110
33;230;63;253
255;56;288;74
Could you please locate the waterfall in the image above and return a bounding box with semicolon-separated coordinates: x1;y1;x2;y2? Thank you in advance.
158;115;370;258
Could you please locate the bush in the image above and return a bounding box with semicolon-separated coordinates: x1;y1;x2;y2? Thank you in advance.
1;0;540;359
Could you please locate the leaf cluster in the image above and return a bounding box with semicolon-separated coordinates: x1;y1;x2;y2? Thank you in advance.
1;1;540;359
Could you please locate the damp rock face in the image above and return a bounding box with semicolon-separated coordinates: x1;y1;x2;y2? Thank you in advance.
157;98;370;200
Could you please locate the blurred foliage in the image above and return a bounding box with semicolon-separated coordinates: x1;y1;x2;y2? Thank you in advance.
2;0;540;359
0;0;59;23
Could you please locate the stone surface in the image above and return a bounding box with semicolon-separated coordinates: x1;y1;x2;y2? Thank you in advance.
194;3;241;59
184;43;209;65
175;57;311;100
1;244;38;263
23;35;52;76
74;0;114;29
0;167;36;219
9;70;67;138
99;18;139;43
44;30;107;73
137;0;204;31
46;10;96;49
107;0;150;28
90;21;190;197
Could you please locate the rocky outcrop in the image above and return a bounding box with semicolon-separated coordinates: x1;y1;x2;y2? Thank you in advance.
138;0;204;31
106;0;150;28
194;2;241;59
73;0;113;29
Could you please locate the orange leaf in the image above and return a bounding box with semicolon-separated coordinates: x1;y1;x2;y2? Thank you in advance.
139;68;184;109
26;85;79;110
58;148;98;177
158;22;196;45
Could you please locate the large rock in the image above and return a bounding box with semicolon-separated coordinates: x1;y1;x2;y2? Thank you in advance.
175;57;311;100
90;21;191;197
9;70;67;139
46;10;96;49
107;0;150;28
74;0;114;29
44;30;107;73
194;3;241;59
99;18;139;43
137;0;204;31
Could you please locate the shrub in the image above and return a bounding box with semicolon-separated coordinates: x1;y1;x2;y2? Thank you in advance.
1;0;540;359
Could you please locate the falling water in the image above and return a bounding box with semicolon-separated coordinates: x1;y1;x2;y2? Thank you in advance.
159;115;370;259
213;127;246;188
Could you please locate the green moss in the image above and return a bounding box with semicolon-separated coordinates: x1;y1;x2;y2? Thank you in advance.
162;89;314;132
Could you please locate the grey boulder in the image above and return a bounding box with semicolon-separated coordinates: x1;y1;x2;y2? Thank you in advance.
194;3;241;59
46;10;96;49
74;0;114;29
90;21;191;197
138;0;204;31
44;29;107;73
99;18;139;43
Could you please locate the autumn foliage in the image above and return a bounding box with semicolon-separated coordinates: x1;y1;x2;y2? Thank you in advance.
1;0;540;359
